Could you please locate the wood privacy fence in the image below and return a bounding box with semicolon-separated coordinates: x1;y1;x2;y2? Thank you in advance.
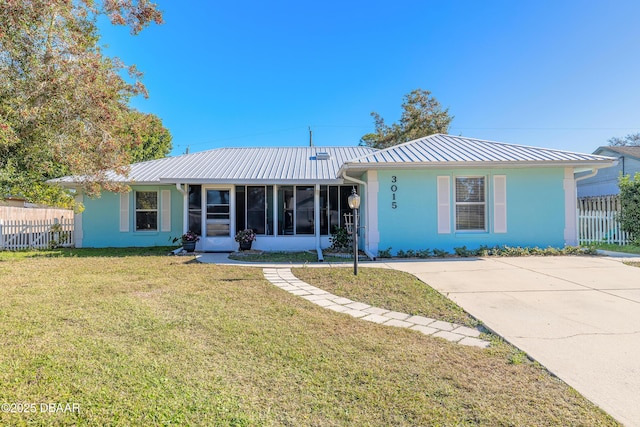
0;205;73;221
577;195;632;245
0;218;74;250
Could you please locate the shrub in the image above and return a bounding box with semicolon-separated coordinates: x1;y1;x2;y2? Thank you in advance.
619;173;640;245
417;248;432;258
329;226;351;251
377;247;392;258
432;248;449;258
454;246;473;257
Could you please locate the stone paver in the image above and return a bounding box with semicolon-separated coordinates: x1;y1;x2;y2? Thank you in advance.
383;311;410;320
410;325;438;335
432;330;465;342
344;302;371;311
361;314;390;324
429;320;456;331
406;315;435;326
384;319;413;328
459;337;491;349
364;307;390;315
344;309;368;318
262;268;489;348
452;326;482;338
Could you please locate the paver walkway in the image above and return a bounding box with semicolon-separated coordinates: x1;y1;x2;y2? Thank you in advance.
263;268;489;348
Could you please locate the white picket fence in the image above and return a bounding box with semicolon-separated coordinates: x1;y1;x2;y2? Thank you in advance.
577;196;632;245
0;218;74;250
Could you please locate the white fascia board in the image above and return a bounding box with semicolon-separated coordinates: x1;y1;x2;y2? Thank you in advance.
157;178;344;185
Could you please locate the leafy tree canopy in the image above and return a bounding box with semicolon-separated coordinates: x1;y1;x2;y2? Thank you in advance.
0;0;167;209
123;110;172;163
608;133;640;147
360;88;453;149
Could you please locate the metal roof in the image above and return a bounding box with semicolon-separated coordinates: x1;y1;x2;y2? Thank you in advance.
342;134;616;170
51;135;617;186
53;146;377;185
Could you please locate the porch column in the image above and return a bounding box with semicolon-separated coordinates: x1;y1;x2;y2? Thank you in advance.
74;191;84;248
273;185;278;237
564;167;578;246
314;184;321;250
366;171;380;255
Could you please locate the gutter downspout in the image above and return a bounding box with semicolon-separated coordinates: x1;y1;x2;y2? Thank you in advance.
342;171;376;260
174;183;189;254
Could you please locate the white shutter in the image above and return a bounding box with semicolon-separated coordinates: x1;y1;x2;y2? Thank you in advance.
493;175;507;233
161;189;171;232
119;192;129;232
437;176;451;234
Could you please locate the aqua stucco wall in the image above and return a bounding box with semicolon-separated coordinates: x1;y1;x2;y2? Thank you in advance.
80;185;184;247
375;168;567;253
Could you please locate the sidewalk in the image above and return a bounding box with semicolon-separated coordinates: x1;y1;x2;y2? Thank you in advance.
263;267;489;348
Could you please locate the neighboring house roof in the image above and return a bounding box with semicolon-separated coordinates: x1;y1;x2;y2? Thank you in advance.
52;146;377;185
594;146;640;161
340;134;615;171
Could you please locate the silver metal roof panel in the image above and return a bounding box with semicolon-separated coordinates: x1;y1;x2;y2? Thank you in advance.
52;146;377;185
344;134;615;167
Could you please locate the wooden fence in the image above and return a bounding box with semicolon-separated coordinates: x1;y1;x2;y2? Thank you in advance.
0;218;74;250
577;195;632;245
0;205;73;221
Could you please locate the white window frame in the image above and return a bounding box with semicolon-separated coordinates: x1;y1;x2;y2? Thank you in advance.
135;190;159;232
454;176;486;232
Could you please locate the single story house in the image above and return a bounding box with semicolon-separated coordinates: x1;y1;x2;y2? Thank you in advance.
577;146;640;197
52;134;615;255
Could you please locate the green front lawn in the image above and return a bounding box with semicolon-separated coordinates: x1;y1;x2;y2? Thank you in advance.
228;250;352;263
0;250;618;426
592;242;640;255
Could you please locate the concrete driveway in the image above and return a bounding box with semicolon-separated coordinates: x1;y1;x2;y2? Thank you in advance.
383;256;640;427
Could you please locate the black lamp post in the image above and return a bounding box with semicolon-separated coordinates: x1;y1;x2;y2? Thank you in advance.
347;188;361;276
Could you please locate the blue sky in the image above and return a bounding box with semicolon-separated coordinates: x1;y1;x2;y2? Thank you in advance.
100;1;640;156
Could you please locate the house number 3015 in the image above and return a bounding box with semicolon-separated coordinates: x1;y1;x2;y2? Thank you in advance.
391;176;398;209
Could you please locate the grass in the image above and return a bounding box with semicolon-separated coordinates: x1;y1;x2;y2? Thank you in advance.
0;249;619;426
591;242;640;255
0;246;176;260
228;250;348;263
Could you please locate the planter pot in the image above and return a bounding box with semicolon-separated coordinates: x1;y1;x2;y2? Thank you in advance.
239;241;252;251
182;240;197;253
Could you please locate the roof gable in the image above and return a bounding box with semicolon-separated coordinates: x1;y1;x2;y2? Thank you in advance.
343;134;615;168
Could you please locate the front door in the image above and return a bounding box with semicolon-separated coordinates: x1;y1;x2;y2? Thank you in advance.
203;187;235;251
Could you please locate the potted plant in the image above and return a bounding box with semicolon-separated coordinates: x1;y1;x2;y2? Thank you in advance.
235;228;256;251
174;230;200;253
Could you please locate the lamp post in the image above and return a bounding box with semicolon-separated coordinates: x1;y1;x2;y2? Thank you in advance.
347;187;360;276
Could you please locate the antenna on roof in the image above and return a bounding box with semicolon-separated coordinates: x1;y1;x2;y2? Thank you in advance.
184;145;190;155
309;126;313;147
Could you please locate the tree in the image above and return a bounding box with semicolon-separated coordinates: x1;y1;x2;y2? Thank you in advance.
608;133;640;147
122;111;173;163
619;172;640;245
360;89;453;149
0;0;164;208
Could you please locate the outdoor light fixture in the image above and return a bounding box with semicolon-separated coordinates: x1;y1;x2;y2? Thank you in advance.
347;187;360;275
